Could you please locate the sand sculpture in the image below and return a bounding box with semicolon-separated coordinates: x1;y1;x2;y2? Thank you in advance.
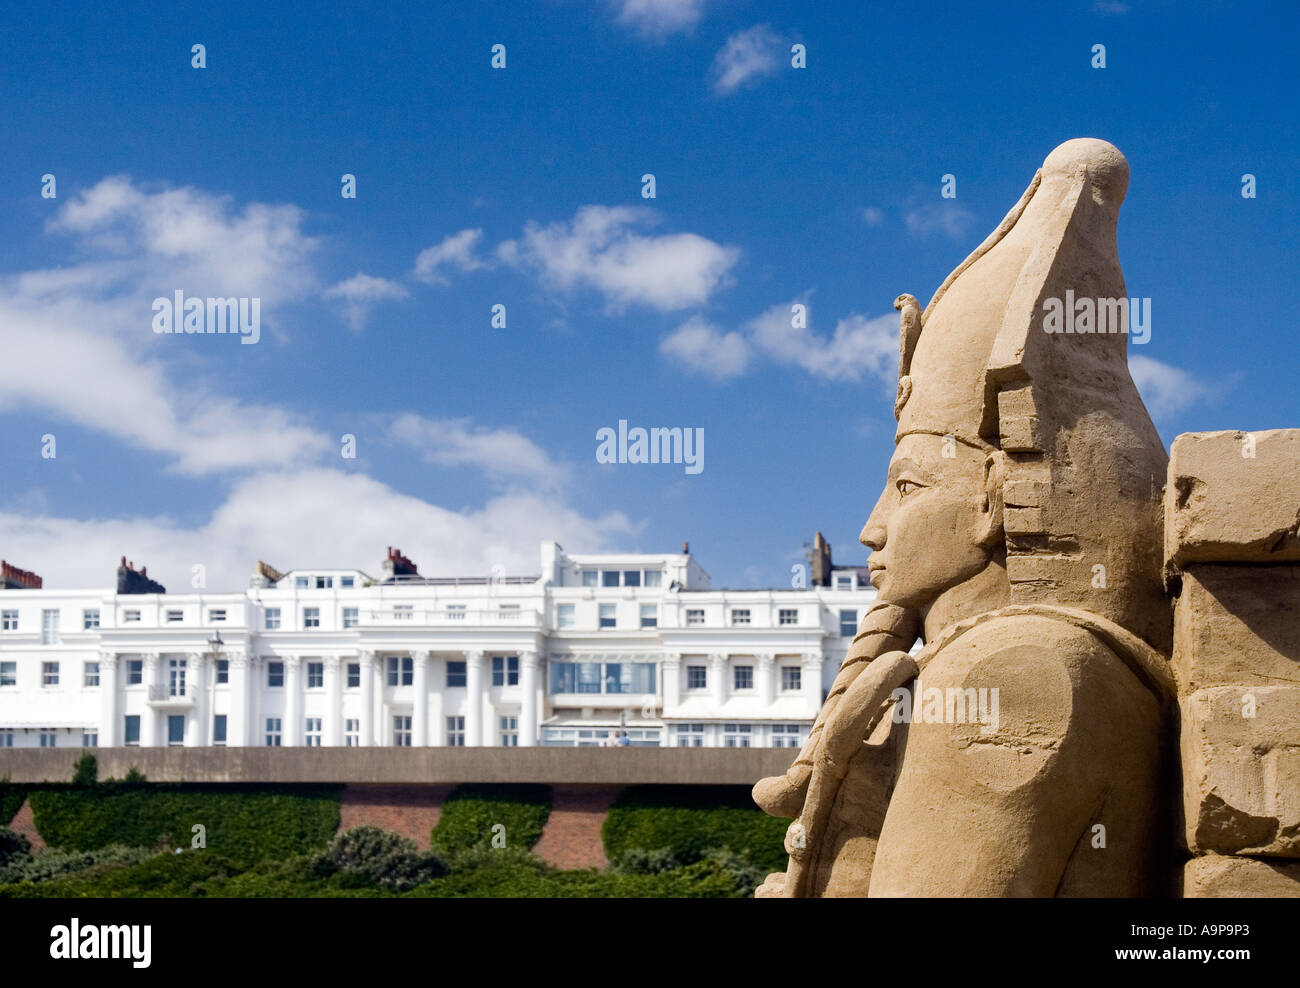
753;138;1300;897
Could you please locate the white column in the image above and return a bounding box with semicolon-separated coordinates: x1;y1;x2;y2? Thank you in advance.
359;650;375;746
412;650;430;746
284;655;301;746
465;650;484;747
247;655;262;746
802;652;824;714
757;652;775;709
188;652;206;747
710;652;728;708
99;652;119;747
325;656;343;746
519;650;538;747
662;653;681;714
228;653;248;747
429;656;445;746
142;653;159;747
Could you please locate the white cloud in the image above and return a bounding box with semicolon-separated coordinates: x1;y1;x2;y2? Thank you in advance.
0;468;637;591
659;316;752;381
390;414;569;491
904;201;977;240
413;228;490;285
1129;354;1211;419
323;272;409;331
499;205;740;311
613;0;707;40
710;24;784;94
861;207;885;227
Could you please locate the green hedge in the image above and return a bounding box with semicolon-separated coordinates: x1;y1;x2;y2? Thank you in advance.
602;785;789;874
0;784;25;828
431;784;551;853
28;783;341;867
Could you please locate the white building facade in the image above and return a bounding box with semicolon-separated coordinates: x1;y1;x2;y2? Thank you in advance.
0;542;877;750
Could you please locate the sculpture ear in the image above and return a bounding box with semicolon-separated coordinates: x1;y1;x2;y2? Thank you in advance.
977;450;1010;550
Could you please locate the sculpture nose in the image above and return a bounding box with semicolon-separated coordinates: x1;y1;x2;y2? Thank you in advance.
860;490;889;551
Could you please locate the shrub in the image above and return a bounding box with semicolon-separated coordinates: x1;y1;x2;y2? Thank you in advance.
312;826;448;891
431;784;551;853
0;850;240;898
602;785;788;874
0;844;155;884
606;846;685;875
71;754;97;786
0;827;31;868
0;783;25;828
29;783;341;867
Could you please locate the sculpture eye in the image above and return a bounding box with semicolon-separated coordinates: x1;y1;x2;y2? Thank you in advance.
896;479;922;497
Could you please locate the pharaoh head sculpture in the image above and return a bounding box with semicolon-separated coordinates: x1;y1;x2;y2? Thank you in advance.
862;138;1171;654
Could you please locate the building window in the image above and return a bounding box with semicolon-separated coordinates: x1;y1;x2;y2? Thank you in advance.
342;607;359;629
42;661;59;687
500;716;518;746
265;718;282;746
316;576;332;589
83;608;100;630
0;732;11;747
267;661;284;688
82;730;98;748
624;570;641;587
307;661;324;689
265;607;281;630
675;723;705;747
581;570;598;587
446;716;465;746
213;715;227;745
40;729;57;748
730;608;751;626
208;608;226;622
599;604;616;629
601;570;620;587
124;715;140;746
340;576;354;588
686;665;707;690
446;661;466;688
216;659;229;684
835;574;854;591
779;608;798;626
723;723;753;748
127;659;143;685
167;715;184;746
644;570;662;588
344;719;359;747
393;604;413;621
686;608;704;626
123;609;140;623
733;665;754;690
387;656;413;686
549;661;655;695
295;576;310;589
839;609;857;638
771;724;802;749
83;661;100;687
391;717;412;746
556;603;575;629
1;609;16;631
445;603;466;620
41;609;59;644
305;718;322;747
0;661;15;687
347;662;360;688
640;604;658;629
168;657;187;696
492;656;519;687
303;607;320;629
165;609;183;623
781;666;802;692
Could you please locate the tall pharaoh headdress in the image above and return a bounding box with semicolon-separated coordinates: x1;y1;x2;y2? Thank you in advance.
892;138;1170;653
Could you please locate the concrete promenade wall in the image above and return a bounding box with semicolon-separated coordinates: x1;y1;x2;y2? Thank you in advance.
0;746;792;786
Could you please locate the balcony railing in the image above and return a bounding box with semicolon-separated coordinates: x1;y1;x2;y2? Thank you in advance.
147;684;196;705
362;608;540;627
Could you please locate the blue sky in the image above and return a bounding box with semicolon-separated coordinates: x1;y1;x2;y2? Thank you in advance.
0;0;1296;591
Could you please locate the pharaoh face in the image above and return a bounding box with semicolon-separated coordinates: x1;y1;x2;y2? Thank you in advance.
859;433;1002;609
